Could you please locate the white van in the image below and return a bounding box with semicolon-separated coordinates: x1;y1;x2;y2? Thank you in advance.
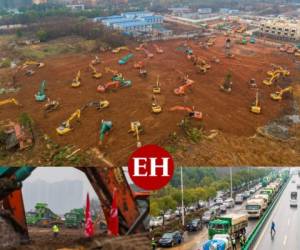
290;191;298;207
246;199;264;218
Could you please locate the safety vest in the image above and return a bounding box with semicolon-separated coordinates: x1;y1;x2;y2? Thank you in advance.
151;239;156;246
52;225;59;233
232;238;236;244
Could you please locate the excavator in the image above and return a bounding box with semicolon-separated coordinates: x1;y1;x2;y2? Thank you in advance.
263;71;280;86
34;80;46;102
267;67;290;78
0;98;20;107
128;121;143;148
135;43;145;51
71;70;81;88
153;44;163;54
105;67;119;76
119;54;134;65
169;106;202;120
56;109;81;135
112;46;129;54
220;73;233;93
142;48;154;59
270;86;293;101
99;120;112;145
248;78;257;89
22;61;45;69
174;75;194;95
91;55;101;65
250;90;261;114
0;167;149;248
44;98;60;115
89;64;102;79
151;95;162;114
153;75;161;94
97;81;120;93
82;100;109;111
133;61;147;77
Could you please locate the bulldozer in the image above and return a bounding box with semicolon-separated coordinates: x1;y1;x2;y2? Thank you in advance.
0;98;20;107
71;70;81;88
250;90;261;114
89;64;102;79
153;75;161;94
56;109;81;135
0;166;149;248
169;106;202;120
128;121;143;148
270;86;293;101
220;73;233;93
34;80;46;102
151;96;162;114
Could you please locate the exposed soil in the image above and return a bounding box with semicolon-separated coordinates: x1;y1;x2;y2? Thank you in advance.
1;35;299;166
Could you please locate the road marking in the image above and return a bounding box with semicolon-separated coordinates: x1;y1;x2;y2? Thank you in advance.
287;218;290;226
283;235;287;246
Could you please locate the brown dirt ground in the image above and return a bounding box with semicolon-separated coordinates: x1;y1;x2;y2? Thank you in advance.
1;35;299;166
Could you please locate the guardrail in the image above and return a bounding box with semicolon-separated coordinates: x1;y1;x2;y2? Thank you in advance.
242;177;290;250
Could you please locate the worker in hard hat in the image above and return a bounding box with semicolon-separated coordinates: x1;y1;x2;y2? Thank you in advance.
52;224;60;238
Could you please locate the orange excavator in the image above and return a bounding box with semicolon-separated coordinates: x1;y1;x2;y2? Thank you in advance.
174;75;194;95
97;81;120;93
170;106;202;120
0;166;149;248
153;44;163;54
142;48;154;59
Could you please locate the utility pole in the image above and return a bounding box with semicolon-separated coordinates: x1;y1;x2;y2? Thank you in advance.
181;167;185;226
230;167;233;199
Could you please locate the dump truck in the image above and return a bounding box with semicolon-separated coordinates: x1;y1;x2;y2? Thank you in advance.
26;203;62;227
246;199;265;218
64;208;84;228
208;214;248;240
203;234;232;250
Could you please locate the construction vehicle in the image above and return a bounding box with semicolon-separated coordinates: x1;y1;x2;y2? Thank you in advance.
153;75;161;94
26;203;62;227
208;214;248;240
220;73;233;93
112;46;129;54
89;64;102;79
248;78;257;88
139;68;147;78
22;61;45;69
134;61;145;69
250;90;261;114
99;120;112;145
44;99;60;114
250;36;256;44
0;166;149;248
71;70;81;88
34;80;46;102
64;208;84;228
242;35;247;45
270;86;293;101
170;106;202;120
128;121;143;148
91;55;101;65
142;48;154;59
0;98;20;107
119;53;134;65
105;67;119;75
174;75;194;95
207;38;215;46
153;44;163;54
263;72;280;86
151;96;162;114
97;81;120;93
112;75;132;88
135;43;145;51
25;69;35;76
56;109;81;135
203;234;232;250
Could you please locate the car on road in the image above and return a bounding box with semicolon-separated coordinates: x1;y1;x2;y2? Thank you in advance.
158;231;183;247
186;218;203;232
202;210;216;223
215;198;223;206
149;216;163;227
224;198;235;208
164;211;175;221
292;179;296;183
220;204;227;214
250;188;256;194
297;184;300;189
243;191;251;199
235;194;244;204
290;191;298;208
198;201;207;208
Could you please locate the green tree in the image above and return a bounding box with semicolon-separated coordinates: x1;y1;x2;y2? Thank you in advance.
36;29;48;42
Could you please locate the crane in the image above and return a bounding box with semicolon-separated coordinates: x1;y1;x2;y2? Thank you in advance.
0;166;149;248
71;70;81;88
56;109;81;135
250;90;261;114
89;64;102;79
35;80;46;102
270;86;293;101
0;98;20;107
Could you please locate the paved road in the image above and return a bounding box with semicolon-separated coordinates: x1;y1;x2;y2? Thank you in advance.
253;176;300;250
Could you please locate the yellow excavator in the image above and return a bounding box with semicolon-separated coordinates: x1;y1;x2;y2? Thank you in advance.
152;75;161;94
112;46;129;54
250;90;261;114
128;121;142;148
22;60;45;69
0;98;20;107
56;109;81;135
270;86;293;101
71;71;81;88
151;95;162;114
263;72;280;86
89;64;102;79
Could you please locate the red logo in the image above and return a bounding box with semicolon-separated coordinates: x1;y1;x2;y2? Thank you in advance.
128;144;174;190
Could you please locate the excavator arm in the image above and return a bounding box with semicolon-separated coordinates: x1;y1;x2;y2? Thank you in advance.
0;98;20;106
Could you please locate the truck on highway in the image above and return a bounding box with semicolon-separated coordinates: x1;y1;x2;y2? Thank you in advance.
246;199;265;218
259;188;274;202
254;194;269;209
208;214;248;240
290;191;298;207
203;234;232;250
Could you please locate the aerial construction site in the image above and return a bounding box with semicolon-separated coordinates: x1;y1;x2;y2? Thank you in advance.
1;32;299;166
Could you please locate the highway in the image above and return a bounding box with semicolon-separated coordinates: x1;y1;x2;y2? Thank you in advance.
253;176;300;250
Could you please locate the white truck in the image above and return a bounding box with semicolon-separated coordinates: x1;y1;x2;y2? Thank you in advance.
290;191;298;207
246;198;265;218
254;194;269;208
